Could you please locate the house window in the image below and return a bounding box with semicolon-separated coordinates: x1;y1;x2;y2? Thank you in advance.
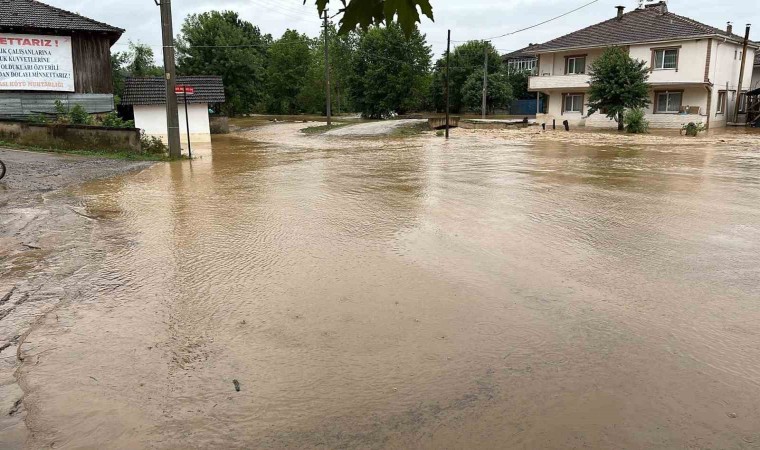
655;91;682;113
564;93;584;113
738;93;747;113
653;48;678;70
717;91;726;114
565;56;586;74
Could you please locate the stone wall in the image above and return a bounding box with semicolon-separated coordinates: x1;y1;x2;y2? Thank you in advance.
0;121;141;153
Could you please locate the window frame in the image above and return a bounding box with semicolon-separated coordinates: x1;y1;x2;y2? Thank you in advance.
651;47;680;71
564;55;587;75
654;90;684;114
716;91;726;114
562;92;585;114
738;92;747;113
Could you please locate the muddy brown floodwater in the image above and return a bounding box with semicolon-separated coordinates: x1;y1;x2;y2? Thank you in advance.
5;124;760;449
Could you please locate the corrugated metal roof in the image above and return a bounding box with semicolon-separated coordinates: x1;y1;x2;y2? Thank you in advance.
121;76;226;106
531;5;758;53
0;0;123;35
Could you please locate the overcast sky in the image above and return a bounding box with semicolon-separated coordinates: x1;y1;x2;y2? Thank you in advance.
46;0;759;59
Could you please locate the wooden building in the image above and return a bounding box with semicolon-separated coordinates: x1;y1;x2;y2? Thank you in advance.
0;0;123;119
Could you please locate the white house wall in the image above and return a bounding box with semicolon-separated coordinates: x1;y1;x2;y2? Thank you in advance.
532;38;757;129
629;40;708;84
133;104;212;145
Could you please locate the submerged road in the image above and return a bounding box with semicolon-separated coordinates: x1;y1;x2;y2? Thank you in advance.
4;125;760;448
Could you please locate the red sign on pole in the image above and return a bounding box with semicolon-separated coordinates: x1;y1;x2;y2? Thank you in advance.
175;85;195;95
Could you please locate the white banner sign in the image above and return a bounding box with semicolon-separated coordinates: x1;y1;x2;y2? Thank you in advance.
0;34;74;92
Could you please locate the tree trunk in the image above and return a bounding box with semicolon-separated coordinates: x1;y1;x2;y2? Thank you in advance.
618;112;624;131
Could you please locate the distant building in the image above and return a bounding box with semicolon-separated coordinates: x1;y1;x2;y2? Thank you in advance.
752;53;760;91
503;45;539;75
121;76;225;145
527;1;759;129
0;0;123;119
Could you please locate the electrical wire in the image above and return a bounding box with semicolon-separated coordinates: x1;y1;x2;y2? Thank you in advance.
451;0;602;42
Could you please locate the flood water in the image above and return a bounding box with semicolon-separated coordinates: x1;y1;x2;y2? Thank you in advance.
16;125;760;448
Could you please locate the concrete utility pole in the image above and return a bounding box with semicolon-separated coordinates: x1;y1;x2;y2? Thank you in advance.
323;10;332;127
482;43;488;119
445;30;451;139
734;24;751;123
156;0;181;158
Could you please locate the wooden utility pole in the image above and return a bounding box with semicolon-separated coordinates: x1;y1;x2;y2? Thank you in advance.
482;43;488;119
323;11;332;127
156;0;181;158
445;30;451;139
734;24;751;123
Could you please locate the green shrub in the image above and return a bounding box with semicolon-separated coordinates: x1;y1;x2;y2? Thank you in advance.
69;104;93;125
139;132;168;155
100;112;135;129
681;122;706;137
623;108;649;134
27;113;49;124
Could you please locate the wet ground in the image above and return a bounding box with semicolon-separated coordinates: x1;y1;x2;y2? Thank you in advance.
2;125;760;448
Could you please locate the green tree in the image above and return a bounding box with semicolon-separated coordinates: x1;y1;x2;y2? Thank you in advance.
299;25;359;114
507;70;532;100
349;23;431;118
111;42;162;103
431;41;503;113
265;30;314;114
127;42;163;77
176;11;271;116
462;69;514;114
308;0;434;36
587;47;650;131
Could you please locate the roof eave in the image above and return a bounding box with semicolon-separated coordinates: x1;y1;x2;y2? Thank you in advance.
533;34;760;54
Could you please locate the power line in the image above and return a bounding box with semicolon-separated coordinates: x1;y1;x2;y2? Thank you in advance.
451;0;602;42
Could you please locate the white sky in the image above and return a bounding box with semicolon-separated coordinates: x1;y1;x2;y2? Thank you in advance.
45;0;759;59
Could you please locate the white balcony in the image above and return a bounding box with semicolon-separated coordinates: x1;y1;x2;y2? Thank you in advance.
529;74;591;91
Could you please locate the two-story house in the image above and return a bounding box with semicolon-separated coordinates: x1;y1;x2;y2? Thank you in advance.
527;1;758;129
753;53;760;90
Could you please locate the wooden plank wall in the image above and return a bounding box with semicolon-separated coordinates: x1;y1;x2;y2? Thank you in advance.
71;34;114;94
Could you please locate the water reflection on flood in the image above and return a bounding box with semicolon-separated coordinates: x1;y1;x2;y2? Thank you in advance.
18;126;760;449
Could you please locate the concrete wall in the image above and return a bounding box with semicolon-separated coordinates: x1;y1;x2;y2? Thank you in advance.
629;40;709;84
0;120;141;153
537;86;709;129
537;48;606;76
134;104;211;145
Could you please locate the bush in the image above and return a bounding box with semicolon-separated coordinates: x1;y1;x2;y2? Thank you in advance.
623;108;649;134
27;113;49;125
139;132;168;155
681;122;706;137
100;112;135;129
69;104;93;125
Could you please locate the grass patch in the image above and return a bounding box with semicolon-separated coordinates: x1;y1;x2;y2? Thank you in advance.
0;140;179;161
300;122;352;135
390;121;430;138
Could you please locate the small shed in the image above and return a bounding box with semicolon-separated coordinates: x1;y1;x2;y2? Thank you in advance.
0;0;124;118
121;76;225;144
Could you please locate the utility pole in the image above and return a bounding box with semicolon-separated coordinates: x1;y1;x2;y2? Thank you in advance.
482;42;488;119
323;10;332;127
445;29;451;139
156;0;181;158
734;24;751;123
